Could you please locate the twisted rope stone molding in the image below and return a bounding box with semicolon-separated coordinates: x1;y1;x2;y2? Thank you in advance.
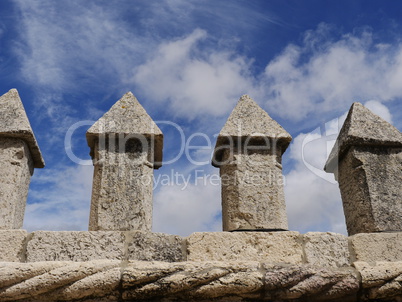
355;261;402;300
1;260;401;301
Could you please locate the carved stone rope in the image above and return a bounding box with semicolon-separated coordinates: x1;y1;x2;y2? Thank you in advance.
1;260;402;301
0;260;121;301
2;260;387;301
355;261;402;301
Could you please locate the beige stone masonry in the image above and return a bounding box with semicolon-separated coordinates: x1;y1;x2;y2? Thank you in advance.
25;231;184;263
26;231;126;262
349;232;402;263
0;89;44;229
127;231;184;262
303;232;350;267
0;260;121;301
0;229;28;262
0;138;33;229
354;261;402;300
263;264;359;301
212;95;292;231
87;92;163;231
4;230;402;266
122;260;264;301
0;89;44;168
86;92;163;166
0;230;401;300
0;260;361;301
325;102;402;235
186;231;303;263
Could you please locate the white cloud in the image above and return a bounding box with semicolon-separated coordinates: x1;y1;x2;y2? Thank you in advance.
24;164;93;231
153;170;221;236
13;0;273;122
284;128;346;234
262;24;402;121
14;1;151;92
16;1;401;124
133;29;257;119
364;100;393;123
134;23;402;122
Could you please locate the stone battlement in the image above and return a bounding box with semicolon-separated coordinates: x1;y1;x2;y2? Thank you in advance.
0;89;401;301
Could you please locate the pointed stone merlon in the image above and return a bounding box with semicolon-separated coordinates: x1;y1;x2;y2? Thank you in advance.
86;92;163;231
325;102;402;235
0;89;45;229
212;95;292;231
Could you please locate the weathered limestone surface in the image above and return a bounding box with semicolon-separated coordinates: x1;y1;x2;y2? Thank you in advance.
127;231;184;262
0;260;121;301
0;230;400;301
264;264;359;301
26;231;126;262
87;92;163;231
325;102;402;172
122;261;264;301
0;229;27;262
0;89;44;168
338;146;402;234
0;89;44;229
0;260;362;301
25;231;185;263
86;91;163;166
355;261;402;300
325;102;402;235
303;232;350;267
0;138;33;229
213;95;292;231
212;95;292;152
219;148;289;231
186;231;303;263
89;142;154;231
350;232;402;263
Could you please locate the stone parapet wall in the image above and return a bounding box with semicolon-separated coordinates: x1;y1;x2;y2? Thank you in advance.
0;230;184;263
1;230;401;265
1;230;401;301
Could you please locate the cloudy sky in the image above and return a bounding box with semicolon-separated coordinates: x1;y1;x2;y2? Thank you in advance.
1;0;401;236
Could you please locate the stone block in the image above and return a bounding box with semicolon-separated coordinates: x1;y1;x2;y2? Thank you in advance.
0;260;121;301
338;147;402;234
186;231;303;263
126;231;185;262
122;260;263;301
354;261;402;300
350;232;402;263
0;229;27;262
26;231;125;262
0;138;33;229
89;146;154;231
264;264;359;301
303;232;350;267
220;150;288;231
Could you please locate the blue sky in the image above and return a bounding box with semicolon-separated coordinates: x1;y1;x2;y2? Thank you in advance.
0;0;401;235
